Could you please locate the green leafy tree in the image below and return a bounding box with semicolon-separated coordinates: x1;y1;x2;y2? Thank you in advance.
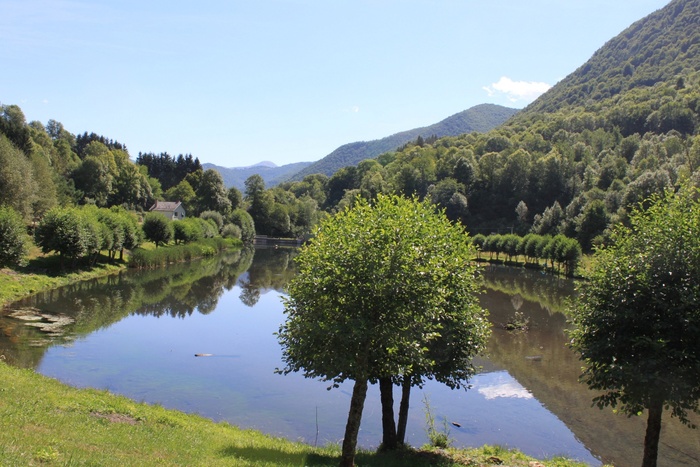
164;180;196;213
142;212;173;248
570;186;700;467
195;169;231;216
34;207;103;267
230;209;255;243
0;135;38;220
173;218;204;244
0;205;29;267
200;210;224;233
277;195;489;466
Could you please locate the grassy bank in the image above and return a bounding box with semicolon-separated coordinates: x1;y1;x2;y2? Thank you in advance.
0;240;243;307
0;362;592;467
0;259;125;307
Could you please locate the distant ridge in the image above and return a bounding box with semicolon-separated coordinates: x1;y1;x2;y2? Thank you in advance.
289;103;518;181
203;161;313;191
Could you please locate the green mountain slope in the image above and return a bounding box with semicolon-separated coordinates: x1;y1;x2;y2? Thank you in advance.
524;0;700;114
289;103;518;181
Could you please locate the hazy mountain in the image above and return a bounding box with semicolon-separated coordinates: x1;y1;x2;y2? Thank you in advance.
289;103;518;181
203;161;313;191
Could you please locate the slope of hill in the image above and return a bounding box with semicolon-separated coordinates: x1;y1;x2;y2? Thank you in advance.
203;161;313;191
524;0;700;114
289;103;518;181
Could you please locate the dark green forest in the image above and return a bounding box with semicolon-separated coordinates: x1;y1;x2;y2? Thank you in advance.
2;0;700;263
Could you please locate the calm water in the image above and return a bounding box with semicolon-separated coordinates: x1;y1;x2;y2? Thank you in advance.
1;247;698;467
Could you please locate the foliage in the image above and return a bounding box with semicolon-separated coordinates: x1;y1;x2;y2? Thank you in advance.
230;209;256;243
141;212;173;248
135;152;201;191
200;210;224;232
34;207;103;266
570;185;700;467
221;223;241;239
0;205;29;267
277;194;489;465
173;218;204;244
128;238;238;269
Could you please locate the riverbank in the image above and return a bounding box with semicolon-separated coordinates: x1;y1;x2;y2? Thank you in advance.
0;261;125;307
0;362;593;466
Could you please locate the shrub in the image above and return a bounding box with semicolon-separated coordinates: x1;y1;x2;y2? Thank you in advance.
0;205;29;267
142;212;173;248
230;209;255;243
221;223;241;239
199;211;224;232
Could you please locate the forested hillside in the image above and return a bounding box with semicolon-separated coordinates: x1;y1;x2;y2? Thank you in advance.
290;104;518;180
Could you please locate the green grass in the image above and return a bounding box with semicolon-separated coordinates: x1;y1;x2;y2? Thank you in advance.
0;256;125;307
0;362;597;466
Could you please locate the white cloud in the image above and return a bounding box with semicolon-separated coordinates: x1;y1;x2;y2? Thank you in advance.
483;76;552;104
478;380;534;400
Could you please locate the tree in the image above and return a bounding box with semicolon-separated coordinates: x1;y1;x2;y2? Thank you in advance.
34;207;103;267
570;185;700;467
230;209;255;243
195;169;231;216
0;206;29;267
277;195;489;466
142;212;173;248
164;180;196;212
0;135;38;220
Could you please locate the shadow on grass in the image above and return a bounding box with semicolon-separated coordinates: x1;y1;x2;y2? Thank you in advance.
219;445;460;466
15;253;124;277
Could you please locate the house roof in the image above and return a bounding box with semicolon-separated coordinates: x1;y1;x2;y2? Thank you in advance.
150;201;183;212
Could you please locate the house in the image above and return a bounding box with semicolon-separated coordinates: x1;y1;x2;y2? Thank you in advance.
149;201;186;220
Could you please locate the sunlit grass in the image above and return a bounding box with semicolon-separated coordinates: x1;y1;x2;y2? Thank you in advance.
0;362;598;466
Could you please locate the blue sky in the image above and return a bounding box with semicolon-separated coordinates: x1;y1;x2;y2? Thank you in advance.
1;0;670;168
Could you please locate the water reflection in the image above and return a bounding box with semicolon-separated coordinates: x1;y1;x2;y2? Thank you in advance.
1;251;698;466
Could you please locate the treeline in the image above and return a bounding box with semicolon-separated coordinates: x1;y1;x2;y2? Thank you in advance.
472;233;582;277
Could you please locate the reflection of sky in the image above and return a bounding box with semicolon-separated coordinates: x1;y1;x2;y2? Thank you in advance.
477;373;533;400
35;283;600;466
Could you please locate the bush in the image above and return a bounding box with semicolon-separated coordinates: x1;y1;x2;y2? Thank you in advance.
142;212;173;248
0;205;29;267
230;209;255;243
221;223;241;239
199;211;224;232
173;218;203;244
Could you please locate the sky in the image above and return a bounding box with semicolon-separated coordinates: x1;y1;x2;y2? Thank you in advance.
1;0;672;168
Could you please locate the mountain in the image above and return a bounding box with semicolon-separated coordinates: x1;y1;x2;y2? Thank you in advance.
203;161;313;191
523;0;699;115
289;103;518;181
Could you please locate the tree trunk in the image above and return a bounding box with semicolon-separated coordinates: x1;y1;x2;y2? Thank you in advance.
379;377;397;450
396;377;412;445
340;379;368;467
642;399;664;467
